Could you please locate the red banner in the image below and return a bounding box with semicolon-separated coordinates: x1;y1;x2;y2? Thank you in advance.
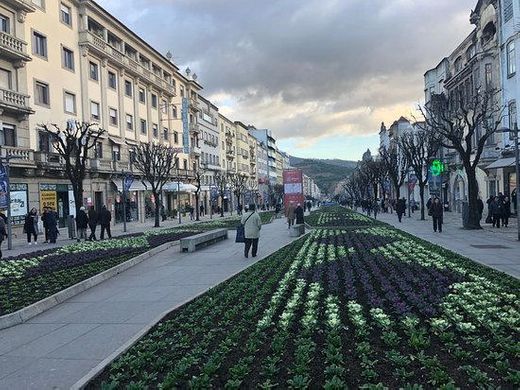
283;169;304;206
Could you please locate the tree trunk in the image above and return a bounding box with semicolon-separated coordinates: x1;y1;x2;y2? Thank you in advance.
73;183;83;218
153;191;160;227
220;195;224;217
419;183;426;221
465;166;482;229
195;192;200;221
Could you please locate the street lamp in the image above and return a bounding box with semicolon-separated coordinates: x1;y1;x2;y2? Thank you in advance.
497;124;520;241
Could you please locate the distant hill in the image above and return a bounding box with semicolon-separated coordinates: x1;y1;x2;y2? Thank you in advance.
289;156;357;195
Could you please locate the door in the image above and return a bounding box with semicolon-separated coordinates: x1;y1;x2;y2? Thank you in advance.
95;192;103;216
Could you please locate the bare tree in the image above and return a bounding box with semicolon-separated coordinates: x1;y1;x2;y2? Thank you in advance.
42;121;105;217
213;170;228;217
272;183;284;206
358;158;387;202
380;142;408;199
131;143;178;227
228;172;248;210
420;89;505;229
192;163;207;221
398;128;440;220
246;177;259;206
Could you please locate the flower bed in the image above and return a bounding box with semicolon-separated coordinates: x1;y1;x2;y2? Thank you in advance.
0;228;202;316
306;206;381;228
89;209;520;388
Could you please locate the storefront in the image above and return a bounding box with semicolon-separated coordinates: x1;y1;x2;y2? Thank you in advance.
39;183;76;227
111;180;148;224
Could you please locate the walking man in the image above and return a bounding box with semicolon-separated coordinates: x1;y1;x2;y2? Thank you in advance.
430;197;444;233
76;206;89;242
285;202;296;229
396;197;406;223
88;206;98;241
241;203;262;258
46;208;58;244
502;196;511;227
99;205;112;239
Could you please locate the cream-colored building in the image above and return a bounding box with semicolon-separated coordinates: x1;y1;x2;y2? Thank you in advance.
1;0;203;227
235;121;250;177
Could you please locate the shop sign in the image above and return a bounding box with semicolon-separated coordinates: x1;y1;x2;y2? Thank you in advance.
10;183;28;224
40;191;57;212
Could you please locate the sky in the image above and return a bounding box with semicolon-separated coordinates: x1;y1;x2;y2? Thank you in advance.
97;0;476;161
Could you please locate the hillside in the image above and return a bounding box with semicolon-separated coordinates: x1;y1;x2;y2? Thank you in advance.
289;156;357;195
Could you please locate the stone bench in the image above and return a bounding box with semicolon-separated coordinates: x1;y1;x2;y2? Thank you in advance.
180;228;228;252
290;224;305;237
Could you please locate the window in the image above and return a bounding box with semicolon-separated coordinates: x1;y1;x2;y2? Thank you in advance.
180;86;185;97
126;114;133;130
125;80;132;97
62;47;74;71
173;132;178;144
32;0;44;7
163;128;169;140
162;100;167;114
35;81;50;106
112;144;120;161
454;57;463;72
140;119;147;135
109;108;118;126
507;41;516;77
0;124;16;147
151;94;158;108
95;142;103;158
39;131;52;152
91;101;100;121
108;71;117;89
504;0;513;23
466;45;475;61
139;88;146;103
0;68;11;89
183;159;187;170
0;14;10;33
32;31;47;58
509;101;517;140
485;63;493;89
60;3;72;26
64;92;76;114
152;123;158;138
89;62;99;81
172;106;177;118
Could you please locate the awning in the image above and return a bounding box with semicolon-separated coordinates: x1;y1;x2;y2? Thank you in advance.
109;137;124;145
163;182;198;192
485;157;516;170
125;139;139;146
112;180;150;192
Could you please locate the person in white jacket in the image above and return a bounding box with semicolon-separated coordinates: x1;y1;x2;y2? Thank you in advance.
241;203;262;258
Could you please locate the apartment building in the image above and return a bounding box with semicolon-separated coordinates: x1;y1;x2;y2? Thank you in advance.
249;127;278;184
0;0;204;227
235;121;250;177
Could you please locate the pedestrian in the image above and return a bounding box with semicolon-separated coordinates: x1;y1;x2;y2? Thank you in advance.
200;204;204;217
76;206;89;242
502;196;511;227
161;204;167;222
0;216;6;259
490;196;502;228
295;203;305;224
396;197;406;223
477;196;484;221
88;206;98;240
46;208;58;244
275;203;281;217
512;188;517;215
426;197;433;211
24;207;39;245
99;205;112;239
241;203;262;258
189;205;195;220
41;207;49;243
429;197;444;233
285;202;296;229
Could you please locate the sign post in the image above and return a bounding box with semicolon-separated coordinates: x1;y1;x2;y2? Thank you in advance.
283;169;304;207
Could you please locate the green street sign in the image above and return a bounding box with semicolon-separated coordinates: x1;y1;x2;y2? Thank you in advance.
431;159;445;177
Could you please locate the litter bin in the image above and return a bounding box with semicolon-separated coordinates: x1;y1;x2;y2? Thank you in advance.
68;215;76;239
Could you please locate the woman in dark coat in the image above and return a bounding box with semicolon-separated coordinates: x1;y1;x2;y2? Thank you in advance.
502;196;511;227
295;204;305;224
76;206;89;242
46;208;58;244
24;208;39;244
429;197;444;233
490;197;503;228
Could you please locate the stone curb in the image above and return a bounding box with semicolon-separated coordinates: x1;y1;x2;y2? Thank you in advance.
0;241;179;330
71;232;308;390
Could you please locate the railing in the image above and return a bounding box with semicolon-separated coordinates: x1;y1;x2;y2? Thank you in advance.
189;123;200;133
0;32;27;56
190;146;201;155
1;146;34;162
0;87;30;109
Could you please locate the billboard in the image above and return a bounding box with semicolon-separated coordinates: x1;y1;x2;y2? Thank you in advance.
283;169;304;206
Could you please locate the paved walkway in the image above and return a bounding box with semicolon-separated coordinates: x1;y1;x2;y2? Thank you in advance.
0;217;296;389
2;211;245;259
375;211;520;279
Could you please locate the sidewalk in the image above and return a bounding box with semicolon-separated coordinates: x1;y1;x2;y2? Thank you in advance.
0;217;298;390
2;211;240;259
375;211;520;279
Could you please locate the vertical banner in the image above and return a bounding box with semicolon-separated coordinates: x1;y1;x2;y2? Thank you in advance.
0;160;8;209
182;97;190;154
283;169;304;206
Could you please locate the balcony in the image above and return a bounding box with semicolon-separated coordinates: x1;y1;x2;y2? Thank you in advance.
78;31;176;96
0;87;33;118
189;123;200;134
190;146;201;156
0;32;31;63
1;146;35;167
226;149;235;158
34;152;63;167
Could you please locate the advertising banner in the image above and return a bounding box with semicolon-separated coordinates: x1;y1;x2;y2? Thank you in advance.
182;97;190;154
283;169;304;206
0;160;7;209
10;183;28;224
40;190;57;211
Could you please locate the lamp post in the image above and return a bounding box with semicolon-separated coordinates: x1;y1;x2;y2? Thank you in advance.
497;124;520;241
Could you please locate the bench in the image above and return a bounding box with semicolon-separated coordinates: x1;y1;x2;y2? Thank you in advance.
180;228;228;252
290;224;305;237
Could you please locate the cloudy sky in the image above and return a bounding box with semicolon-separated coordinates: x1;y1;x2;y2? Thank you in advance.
98;0;476;161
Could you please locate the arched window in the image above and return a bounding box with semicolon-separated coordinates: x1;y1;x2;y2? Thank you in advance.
454;56;463;72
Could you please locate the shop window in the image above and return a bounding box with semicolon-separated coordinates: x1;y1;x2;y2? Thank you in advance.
0;124;16;147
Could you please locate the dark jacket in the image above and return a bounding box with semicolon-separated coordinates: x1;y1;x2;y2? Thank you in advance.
396;199;406;214
295;206;305;224
489;199;503;217
24;213;38;234
76;210;89;229
99;207;112;226
430;202;443;218
503;200;511;217
41;211;48;228
46;211;57;228
88;209;98;227
477;199;484;215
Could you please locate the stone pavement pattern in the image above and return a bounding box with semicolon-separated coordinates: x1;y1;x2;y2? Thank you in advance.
0;217;296;390
376;211;520;279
